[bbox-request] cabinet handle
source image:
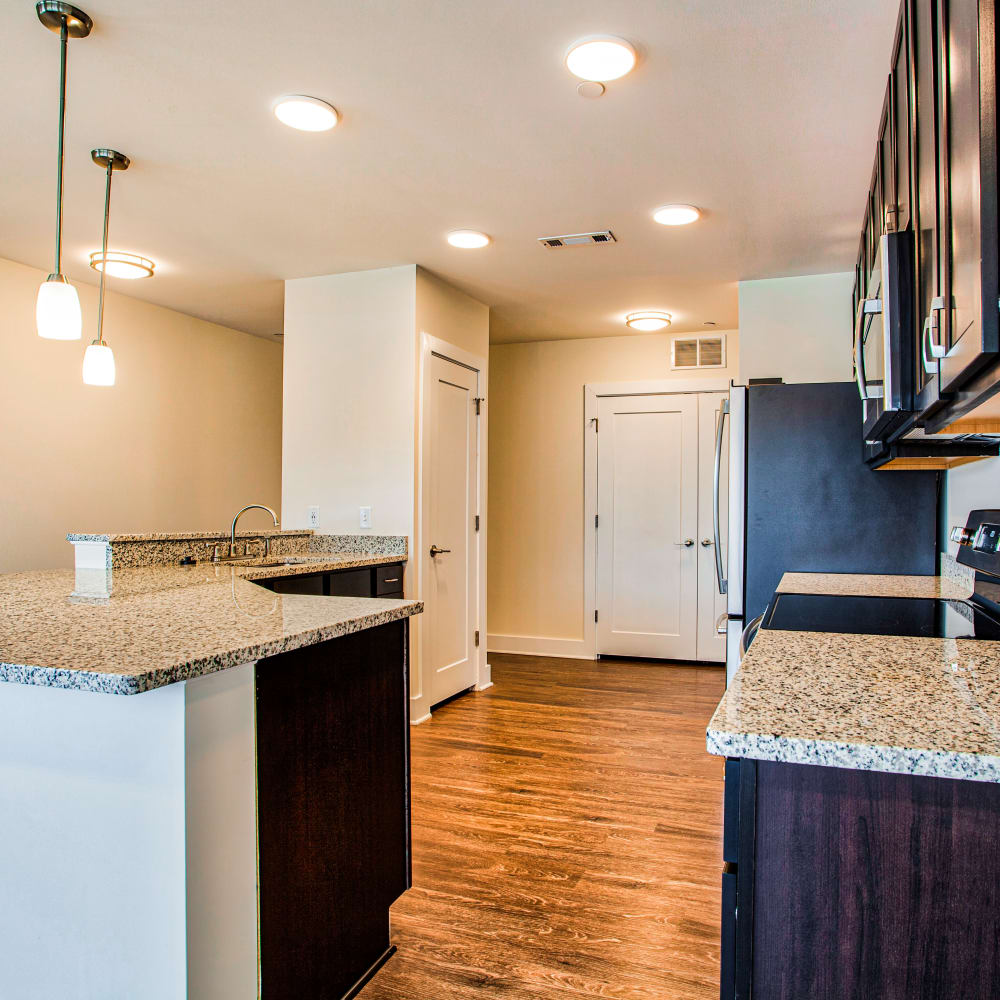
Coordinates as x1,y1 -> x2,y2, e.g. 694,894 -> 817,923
921,296 -> 947,374
674,539 -> 695,547
853,296 -> 883,400
382,577 -> 399,584
701,538 -> 714,547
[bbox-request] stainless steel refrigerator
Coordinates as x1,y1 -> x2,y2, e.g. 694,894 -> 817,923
719,381 -> 939,682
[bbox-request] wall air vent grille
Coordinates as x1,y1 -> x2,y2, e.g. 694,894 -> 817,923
538,230 -> 616,248
671,333 -> 727,370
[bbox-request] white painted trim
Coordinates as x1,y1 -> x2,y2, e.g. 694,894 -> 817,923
586,376 -> 731,398
415,333 -> 489,722
583,378 -> 734,660
486,634 -> 593,660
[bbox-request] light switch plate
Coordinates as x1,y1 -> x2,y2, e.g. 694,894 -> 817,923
307,505 -> 320,528
359,506 -> 372,530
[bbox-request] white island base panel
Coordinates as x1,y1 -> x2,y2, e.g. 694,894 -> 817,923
0,664 -> 258,999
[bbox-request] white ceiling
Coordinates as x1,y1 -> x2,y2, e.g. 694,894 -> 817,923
0,0 -> 898,344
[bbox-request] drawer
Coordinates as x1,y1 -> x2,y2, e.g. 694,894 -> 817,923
267,573 -> 324,596
327,568 -> 373,597
376,563 -> 404,596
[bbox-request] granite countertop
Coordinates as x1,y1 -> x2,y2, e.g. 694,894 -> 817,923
0,561 -> 421,696
707,571 -> 1000,783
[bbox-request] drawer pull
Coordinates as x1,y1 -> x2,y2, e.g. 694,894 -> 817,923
382,577 -> 399,584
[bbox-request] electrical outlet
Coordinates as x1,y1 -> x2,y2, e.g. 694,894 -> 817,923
307,506 -> 320,528
359,506 -> 372,530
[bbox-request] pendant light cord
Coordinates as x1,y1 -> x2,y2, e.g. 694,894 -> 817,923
54,15 -> 68,276
96,159 -> 112,345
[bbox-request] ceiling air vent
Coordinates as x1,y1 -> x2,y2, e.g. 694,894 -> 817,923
671,333 -> 727,370
538,230 -> 616,248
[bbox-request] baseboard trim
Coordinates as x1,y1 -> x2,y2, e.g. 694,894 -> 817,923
410,712 -> 432,726
486,634 -> 594,660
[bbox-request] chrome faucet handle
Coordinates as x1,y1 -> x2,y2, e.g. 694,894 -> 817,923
205,541 -> 220,562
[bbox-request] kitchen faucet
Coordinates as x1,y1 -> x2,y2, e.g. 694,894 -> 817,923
229,504 -> 279,558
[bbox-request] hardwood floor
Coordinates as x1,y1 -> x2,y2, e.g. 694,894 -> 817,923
364,653 -> 727,1000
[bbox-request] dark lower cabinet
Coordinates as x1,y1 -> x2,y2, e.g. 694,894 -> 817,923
255,620 -> 411,1000
721,758 -> 1000,999
257,562 -> 405,599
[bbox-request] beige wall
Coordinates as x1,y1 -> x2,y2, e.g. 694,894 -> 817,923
487,330 -> 738,646
738,272 -> 853,383
0,256 -> 282,573
282,266 -> 418,535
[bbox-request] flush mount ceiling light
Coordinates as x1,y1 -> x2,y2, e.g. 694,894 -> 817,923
89,250 -> 155,279
446,230 -> 491,249
565,36 -> 636,82
625,310 -> 672,331
653,204 -> 701,226
82,149 -> 131,387
35,1 -> 93,340
273,95 -> 339,131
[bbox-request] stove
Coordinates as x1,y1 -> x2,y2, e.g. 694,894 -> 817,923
753,508 -> 1000,644
762,592 -> 1000,640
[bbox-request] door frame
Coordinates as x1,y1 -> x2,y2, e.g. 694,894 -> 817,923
413,333 -> 489,724
583,377 -> 731,659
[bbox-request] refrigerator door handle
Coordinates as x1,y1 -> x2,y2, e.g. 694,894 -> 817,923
713,399 -> 729,595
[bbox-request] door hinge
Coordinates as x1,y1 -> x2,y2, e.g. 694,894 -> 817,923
475,514 -> 480,531
595,514 -> 599,529
474,629 -> 480,647
594,609 -> 599,623
474,397 -> 484,415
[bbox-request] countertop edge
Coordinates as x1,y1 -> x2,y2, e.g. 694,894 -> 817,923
0,600 -> 423,697
705,726 -> 1000,784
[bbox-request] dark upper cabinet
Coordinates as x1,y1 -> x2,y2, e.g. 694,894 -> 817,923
934,0 -> 999,396
854,0 -> 1000,452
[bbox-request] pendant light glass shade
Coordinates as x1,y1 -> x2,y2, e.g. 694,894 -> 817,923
36,276 -> 82,339
82,340 -> 115,385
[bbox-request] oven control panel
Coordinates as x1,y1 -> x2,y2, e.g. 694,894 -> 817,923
952,510 -> 1000,575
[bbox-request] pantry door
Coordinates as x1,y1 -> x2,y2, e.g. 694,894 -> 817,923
596,393 -> 699,659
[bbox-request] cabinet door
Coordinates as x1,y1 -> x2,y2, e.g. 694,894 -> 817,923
911,0 -> 945,412
891,6 -> 913,232
936,0 -> 999,392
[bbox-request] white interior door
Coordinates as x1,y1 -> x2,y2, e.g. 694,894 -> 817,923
596,393 -> 699,659
696,392 -> 729,662
425,354 -> 478,705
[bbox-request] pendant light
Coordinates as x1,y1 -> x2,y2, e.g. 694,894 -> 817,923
83,149 -> 130,387
35,2 -> 92,340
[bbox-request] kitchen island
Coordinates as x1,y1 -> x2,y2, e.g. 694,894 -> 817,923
707,570 -> 1000,1000
0,552 -> 422,1000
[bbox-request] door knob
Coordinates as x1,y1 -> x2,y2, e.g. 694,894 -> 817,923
429,545 -> 451,557
701,538 -> 714,547
674,539 -> 695,547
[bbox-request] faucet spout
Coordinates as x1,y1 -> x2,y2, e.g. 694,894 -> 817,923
229,504 -> 279,558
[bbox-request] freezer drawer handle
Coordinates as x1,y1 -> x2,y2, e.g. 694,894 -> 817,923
713,399 -> 729,595
715,611 -> 729,636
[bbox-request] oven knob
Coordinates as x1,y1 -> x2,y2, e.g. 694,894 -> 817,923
950,526 -> 974,545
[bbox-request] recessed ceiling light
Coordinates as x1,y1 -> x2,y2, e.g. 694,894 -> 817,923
447,230 -> 490,249
273,95 -> 339,132
653,204 -> 701,226
89,250 -> 155,279
565,36 -> 636,82
626,310 -> 672,331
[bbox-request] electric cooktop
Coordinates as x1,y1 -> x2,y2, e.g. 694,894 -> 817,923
762,593 -> 1000,641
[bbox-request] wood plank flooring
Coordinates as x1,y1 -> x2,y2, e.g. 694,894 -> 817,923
364,653 -> 727,1000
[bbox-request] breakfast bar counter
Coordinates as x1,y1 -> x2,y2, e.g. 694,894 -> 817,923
0,545 -> 422,1000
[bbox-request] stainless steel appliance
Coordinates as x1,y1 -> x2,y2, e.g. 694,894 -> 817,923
717,381 -> 939,683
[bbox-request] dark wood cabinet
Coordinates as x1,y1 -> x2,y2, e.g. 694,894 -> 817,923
720,758 -> 1000,999
256,620 -> 411,1000
257,562 -> 405,599
854,0 -> 1000,449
